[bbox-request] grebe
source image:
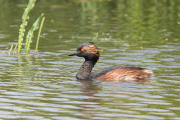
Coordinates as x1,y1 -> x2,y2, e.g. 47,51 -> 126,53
68,42 -> 153,82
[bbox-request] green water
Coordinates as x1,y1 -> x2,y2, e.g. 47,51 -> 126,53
0,0 -> 180,119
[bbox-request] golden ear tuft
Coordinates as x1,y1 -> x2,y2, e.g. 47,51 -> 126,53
88,45 -> 96,48
83,45 -> 99,57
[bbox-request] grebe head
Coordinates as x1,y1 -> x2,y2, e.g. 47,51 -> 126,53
68,42 -> 100,60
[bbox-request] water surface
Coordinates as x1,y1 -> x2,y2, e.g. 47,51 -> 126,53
0,0 -> 180,119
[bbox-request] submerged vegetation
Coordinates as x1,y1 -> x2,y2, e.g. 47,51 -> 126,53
2,0 -> 179,56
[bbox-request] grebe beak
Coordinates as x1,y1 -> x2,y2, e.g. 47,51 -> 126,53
68,52 -> 78,56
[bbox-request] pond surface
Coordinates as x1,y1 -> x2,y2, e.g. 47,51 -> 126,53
0,0 -> 180,119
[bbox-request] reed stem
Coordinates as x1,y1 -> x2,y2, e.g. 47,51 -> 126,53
35,17 -> 45,52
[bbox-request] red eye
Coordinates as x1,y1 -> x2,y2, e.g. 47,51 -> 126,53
81,48 -> 85,51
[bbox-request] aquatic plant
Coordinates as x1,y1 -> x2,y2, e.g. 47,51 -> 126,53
24,13 -> 44,52
92,33 -> 99,41
17,0 -> 45,53
35,17 -> 45,52
8,45 -> 13,56
18,0 -> 36,53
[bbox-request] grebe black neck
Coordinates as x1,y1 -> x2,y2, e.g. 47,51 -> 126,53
68,42 -> 99,80
76,59 -> 97,79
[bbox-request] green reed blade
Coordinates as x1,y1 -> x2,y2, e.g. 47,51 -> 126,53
18,0 -> 36,53
9,45 -> 13,56
35,17 -> 45,52
24,13 -> 44,52
13,43 -> 18,55
92,32 -> 99,41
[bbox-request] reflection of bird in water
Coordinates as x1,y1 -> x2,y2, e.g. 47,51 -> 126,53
77,80 -> 102,119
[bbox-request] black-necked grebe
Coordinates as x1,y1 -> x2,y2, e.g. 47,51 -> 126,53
68,42 -> 153,82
